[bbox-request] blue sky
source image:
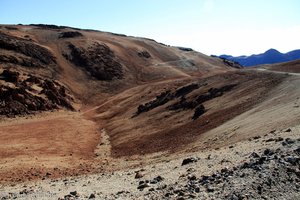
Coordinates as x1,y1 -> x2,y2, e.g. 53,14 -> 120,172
1,0 -> 299,56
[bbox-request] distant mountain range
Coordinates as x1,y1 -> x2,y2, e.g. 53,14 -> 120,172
218,49 -> 300,67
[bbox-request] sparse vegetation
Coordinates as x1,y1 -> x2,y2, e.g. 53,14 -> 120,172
0,25 -> 299,200
59,31 -> 83,38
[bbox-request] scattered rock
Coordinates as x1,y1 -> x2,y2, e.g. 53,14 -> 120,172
135,90 -> 173,115
0,69 -> 20,83
137,182 -> 150,190
251,152 -> 260,158
45,172 -> 51,176
285,156 -> 300,165
65,42 -> 123,81
253,136 -> 261,140
135,83 -> 236,119
219,57 -> 242,68
70,191 -> 78,196
88,193 -> 96,199
30,24 -> 68,29
150,175 -> 164,183
177,47 -> 194,52
192,104 -> 205,120
285,138 -> 295,144
182,157 -> 198,166
275,137 -> 284,142
135,171 -> 144,179
0,32 -> 56,67
59,31 -> 83,38
285,128 -> 292,132
265,138 -> 275,142
282,141 -> 288,146
264,148 -> 274,156
294,147 -> 300,155
206,186 -> 215,193
270,130 -> 276,134
0,72 -> 74,117
137,51 -> 151,59
174,83 -> 199,97
188,175 -> 197,181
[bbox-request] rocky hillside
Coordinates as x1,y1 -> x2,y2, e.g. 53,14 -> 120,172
0,69 -> 74,117
0,24 -> 233,113
1,125 -> 299,200
0,24 -> 300,200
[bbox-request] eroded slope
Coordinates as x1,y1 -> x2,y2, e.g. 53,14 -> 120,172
0,25 -> 299,187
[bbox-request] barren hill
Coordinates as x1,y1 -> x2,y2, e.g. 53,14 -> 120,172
257,58 -> 300,73
0,25 -> 299,199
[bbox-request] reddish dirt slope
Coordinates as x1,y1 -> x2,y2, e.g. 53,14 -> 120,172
0,25 -> 299,184
93,70 -> 287,157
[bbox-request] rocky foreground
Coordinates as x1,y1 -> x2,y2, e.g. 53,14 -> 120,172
0,125 -> 299,200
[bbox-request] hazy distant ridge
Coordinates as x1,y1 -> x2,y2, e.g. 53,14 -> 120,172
219,49 -> 300,67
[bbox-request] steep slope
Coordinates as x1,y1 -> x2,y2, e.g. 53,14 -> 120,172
91,70 -> 287,157
0,24 -> 236,182
0,24 -> 233,105
0,24 -> 299,189
219,48 -> 300,67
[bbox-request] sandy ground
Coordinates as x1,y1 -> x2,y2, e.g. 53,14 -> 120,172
0,123 -> 299,199
0,70 -> 299,184
0,111 -> 101,183
1,25 -> 300,199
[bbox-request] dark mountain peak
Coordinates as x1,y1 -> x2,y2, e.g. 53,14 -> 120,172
265,48 -> 281,54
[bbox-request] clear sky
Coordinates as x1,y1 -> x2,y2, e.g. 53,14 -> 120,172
1,0 -> 299,56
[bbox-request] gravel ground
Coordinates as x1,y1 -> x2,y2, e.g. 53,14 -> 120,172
0,126 -> 299,200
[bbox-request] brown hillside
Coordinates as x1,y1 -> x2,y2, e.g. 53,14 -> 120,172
257,59 -> 300,73
0,25 -> 299,185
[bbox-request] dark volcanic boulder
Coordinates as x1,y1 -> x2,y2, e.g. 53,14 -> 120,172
177,47 -> 193,52
59,31 -> 83,38
174,83 -> 199,97
0,85 -> 49,116
182,157 -> 198,165
30,24 -> 68,29
135,83 -> 237,120
138,51 -> 151,59
168,97 -> 198,110
192,104 -> 205,120
0,72 -> 74,117
136,83 -> 201,116
0,32 -> 56,68
136,90 -> 174,115
1,69 -> 20,83
65,42 -> 123,81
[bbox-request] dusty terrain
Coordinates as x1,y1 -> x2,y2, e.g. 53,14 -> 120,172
1,124 -> 299,199
0,24 -> 299,199
257,59 -> 300,73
